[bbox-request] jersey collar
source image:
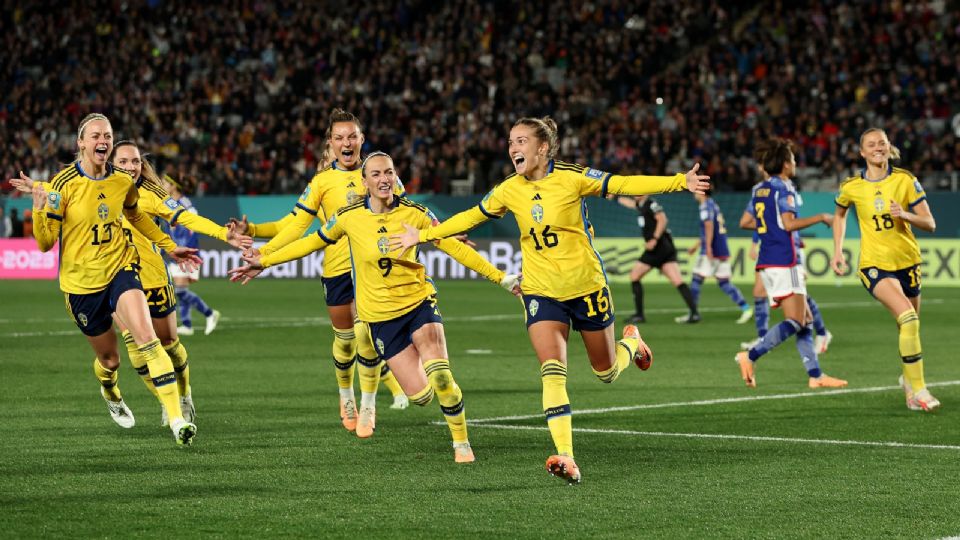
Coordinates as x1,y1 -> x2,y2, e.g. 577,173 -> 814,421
75,161 -> 113,180
363,194 -> 401,211
860,164 -> 892,182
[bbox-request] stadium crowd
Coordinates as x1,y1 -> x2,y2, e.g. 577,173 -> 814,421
1,0 -> 957,197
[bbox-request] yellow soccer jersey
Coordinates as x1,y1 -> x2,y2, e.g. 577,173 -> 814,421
124,177 -> 229,289
260,161 -> 404,278
421,160 -> 686,300
836,166 -> 926,270
262,197 -> 502,322
37,163 -> 141,294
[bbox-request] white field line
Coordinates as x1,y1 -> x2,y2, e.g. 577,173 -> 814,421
468,380 -> 960,424
471,423 -> 960,451
0,298 -> 946,338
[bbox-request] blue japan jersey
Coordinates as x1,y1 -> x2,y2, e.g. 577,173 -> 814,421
698,198 -> 730,258
748,177 -> 797,268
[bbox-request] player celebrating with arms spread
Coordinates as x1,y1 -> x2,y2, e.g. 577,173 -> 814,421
25,113 -> 201,445
391,116 -> 708,484
832,128 -> 939,411
230,152 -> 521,463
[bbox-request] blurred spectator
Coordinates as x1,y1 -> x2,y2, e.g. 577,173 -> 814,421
9,209 -> 23,238
0,206 -> 11,237
22,210 -> 32,239
1,1 -> 956,194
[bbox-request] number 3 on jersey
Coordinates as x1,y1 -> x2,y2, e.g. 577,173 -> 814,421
754,202 -> 767,234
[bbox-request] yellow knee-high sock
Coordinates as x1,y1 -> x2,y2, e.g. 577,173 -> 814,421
541,359 -> 573,457
356,353 -> 381,408
408,383 -> 435,407
93,358 -> 122,402
424,358 -> 468,444
593,339 -> 636,383
897,309 -> 925,391
164,339 -> 191,398
139,338 -> 183,422
123,330 -> 159,401
379,361 -> 405,397
332,326 -> 357,392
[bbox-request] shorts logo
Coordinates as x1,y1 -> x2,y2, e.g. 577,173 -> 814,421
97,203 -> 109,221
164,198 -> 179,210
868,268 -> 878,279
47,191 -> 62,211
377,237 -> 390,255
585,168 -> 605,180
78,313 -> 88,327
375,338 -> 385,355
528,299 -> 539,317
531,204 -> 544,223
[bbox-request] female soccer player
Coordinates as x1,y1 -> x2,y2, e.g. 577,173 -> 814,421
231,109 -> 410,434
737,138 -> 846,389
832,128 -> 939,411
161,174 -> 223,337
682,190 -> 752,324
12,141 -> 252,426
230,152 -> 521,461
610,194 -> 699,323
26,113 -> 201,444
391,116 -> 706,484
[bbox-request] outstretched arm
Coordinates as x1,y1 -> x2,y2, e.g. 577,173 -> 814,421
123,185 -> 201,271
389,206 -> 491,254
30,183 -> 60,252
436,237 -> 521,296
603,163 -> 710,197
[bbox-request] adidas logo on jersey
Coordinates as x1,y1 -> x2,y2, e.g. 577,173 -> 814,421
97,193 -> 106,200
532,193 -> 543,201
377,226 -> 388,233
347,182 -> 357,187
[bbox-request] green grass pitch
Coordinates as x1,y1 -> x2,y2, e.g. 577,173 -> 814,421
2,278 -> 959,538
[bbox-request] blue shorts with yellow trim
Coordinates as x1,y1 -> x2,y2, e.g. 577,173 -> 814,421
859,264 -> 921,298
369,297 -> 443,360
522,286 -> 614,331
321,272 -> 355,306
145,284 -> 177,319
65,266 -> 143,337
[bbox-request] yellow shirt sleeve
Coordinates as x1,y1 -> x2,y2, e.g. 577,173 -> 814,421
174,211 -> 228,242
123,185 -> 177,252
248,212 -> 295,238
595,172 -> 686,198
32,182 -> 60,251
435,237 -> 504,283
261,213 -> 343,268
418,206 -> 491,243
260,208 -> 319,256
835,179 -> 853,208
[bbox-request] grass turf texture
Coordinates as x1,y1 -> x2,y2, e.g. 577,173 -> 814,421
1,278 -> 958,538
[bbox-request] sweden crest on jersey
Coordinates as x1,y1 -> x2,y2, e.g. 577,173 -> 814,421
377,236 -> 389,255
531,204 -> 544,223
97,203 -> 109,221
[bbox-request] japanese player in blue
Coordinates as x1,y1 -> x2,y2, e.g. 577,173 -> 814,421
680,189 -> 752,324
737,138 -> 847,389
832,128 -> 939,411
391,116 -> 710,484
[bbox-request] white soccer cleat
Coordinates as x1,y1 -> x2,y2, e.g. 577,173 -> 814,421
391,394 -> 410,410
901,376 -> 940,412
181,394 -> 196,423
170,417 -> 197,446
736,307 -> 754,324
454,442 -> 476,463
815,330 -> 833,355
177,325 -> 195,336
205,309 -> 221,335
740,337 -> 762,350
101,388 -> 135,429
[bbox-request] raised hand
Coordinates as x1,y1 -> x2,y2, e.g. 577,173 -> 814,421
228,215 -> 251,235
684,163 -> 711,194
820,213 -> 835,227
170,247 -> 203,273
226,221 -> 254,249
32,182 -> 48,210
10,171 -> 36,193
388,223 -> 421,257
228,263 -> 263,284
